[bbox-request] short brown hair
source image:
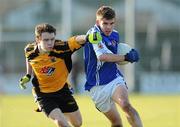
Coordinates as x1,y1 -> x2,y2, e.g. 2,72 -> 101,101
35,23 -> 56,38
96,6 -> 116,20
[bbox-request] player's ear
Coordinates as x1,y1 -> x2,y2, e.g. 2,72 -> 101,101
35,36 -> 40,43
96,20 -> 100,26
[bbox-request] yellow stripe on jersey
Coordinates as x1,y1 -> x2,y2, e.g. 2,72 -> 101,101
68,36 -> 81,52
24,43 -> 37,59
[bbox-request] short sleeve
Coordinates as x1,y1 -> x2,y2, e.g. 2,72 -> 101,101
68,36 -> 82,52
24,43 -> 36,58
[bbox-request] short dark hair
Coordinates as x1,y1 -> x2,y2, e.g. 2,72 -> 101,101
35,23 -> 56,38
96,6 -> 116,20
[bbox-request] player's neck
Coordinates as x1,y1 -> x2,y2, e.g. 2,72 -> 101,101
38,45 -> 50,54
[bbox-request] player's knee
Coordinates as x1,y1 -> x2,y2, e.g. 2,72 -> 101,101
119,100 -> 131,113
54,119 -> 69,127
73,121 -> 82,127
111,121 -> 123,127
108,115 -> 121,125
71,119 -> 82,127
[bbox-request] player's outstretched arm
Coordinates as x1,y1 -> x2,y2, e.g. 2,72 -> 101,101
74,35 -> 87,45
19,74 -> 31,89
87,32 -> 102,44
124,49 -> 140,63
75,32 -> 102,45
19,59 -> 32,89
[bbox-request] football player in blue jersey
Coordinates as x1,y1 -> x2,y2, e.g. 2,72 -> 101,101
84,6 -> 143,127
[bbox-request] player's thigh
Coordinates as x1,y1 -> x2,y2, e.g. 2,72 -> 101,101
112,85 -> 130,106
48,108 -> 67,122
65,109 -> 82,125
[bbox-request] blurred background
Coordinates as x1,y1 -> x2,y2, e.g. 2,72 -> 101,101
0,0 -> 180,94
0,0 -> 180,127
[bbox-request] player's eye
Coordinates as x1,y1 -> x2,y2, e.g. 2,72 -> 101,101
110,22 -> 114,25
43,39 -> 49,41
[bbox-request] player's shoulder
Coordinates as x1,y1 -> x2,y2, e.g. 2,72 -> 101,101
111,30 -> 120,40
24,42 -> 37,59
87,25 -> 100,34
112,30 -> 119,36
54,40 -> 69,51
24,42 -> 36,53
54,40 -> 66,46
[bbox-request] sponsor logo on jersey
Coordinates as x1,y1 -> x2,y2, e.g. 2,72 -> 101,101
111,40 -> 116,46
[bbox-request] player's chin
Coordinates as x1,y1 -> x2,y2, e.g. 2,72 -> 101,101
105,32 -> 112,36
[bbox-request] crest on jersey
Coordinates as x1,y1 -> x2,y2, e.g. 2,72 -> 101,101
40,66 -> 55,76
111,40 -> 116,46
107,40 -> 116,46
98,43 -> 103,49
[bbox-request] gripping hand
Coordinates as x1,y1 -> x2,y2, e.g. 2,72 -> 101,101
19,74 -> 31,89
125,49 -> 139,63
86,32 -> 102,44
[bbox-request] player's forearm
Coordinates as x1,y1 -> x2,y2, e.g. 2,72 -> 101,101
75,35 -> 86,45
26,59 -> 32,75
98,53 -> 125,62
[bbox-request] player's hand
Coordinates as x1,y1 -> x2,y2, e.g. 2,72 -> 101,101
124,49 -> 139,63
86,32 -> 102,44
19,74 -> 31,89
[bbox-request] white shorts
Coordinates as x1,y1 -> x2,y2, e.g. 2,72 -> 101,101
88,76 -> 126,113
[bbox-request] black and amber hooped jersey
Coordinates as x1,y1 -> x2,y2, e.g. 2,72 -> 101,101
24,36 -> 83,93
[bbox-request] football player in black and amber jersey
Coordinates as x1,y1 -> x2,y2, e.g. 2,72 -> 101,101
19,23 -> 86,127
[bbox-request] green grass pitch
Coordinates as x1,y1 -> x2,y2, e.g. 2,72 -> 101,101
0,94 -> 179,127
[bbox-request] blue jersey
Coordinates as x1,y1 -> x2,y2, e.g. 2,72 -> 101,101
84,25 -> 124,91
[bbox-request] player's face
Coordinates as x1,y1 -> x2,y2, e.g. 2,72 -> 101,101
97,18 -> 115,36
38,32 -> 55,52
